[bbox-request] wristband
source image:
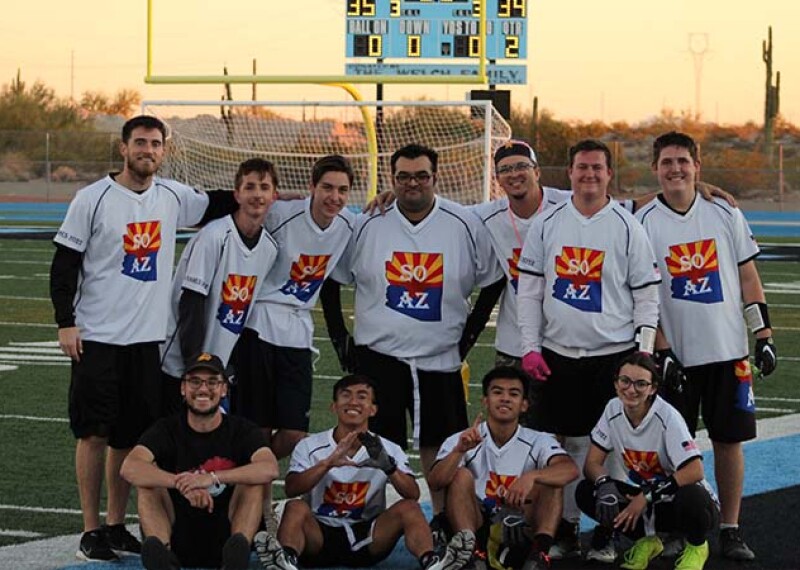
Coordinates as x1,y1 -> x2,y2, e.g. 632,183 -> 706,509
635,325 -> 656,354
209,471 -> 221,488
744,302 -> 771,333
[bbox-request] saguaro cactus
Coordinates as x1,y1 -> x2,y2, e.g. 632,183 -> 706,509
763,26 -> 781,161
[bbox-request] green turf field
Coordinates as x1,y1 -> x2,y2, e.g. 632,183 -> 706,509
0,238 -> 798,548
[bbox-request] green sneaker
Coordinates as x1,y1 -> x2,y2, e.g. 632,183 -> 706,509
620,536 -> 664,570
674,541 -> 709,570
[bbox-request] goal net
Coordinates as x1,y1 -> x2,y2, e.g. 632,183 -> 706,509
142,100 -> 512,207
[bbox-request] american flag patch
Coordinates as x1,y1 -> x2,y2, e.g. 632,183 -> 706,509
682,440 -> 698,452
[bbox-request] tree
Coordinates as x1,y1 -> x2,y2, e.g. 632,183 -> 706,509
0,70 -> 89,131
80,88 -> 142,118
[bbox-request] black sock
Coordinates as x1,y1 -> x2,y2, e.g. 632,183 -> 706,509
531,533 -> 554,554
419,550 -> 437,568
283,546 -> 299,560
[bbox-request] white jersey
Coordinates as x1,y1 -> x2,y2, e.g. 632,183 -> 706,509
246,199 -> 355,349
54,175 -> 208,344
472,187 -> 572,357
518,198 -> 661,353
436,422 -> 567,513
334,196 -> 495,370
288,429 -> 413,527
636,197 -> 759,366
161,215 -> 279,377
591,396 -> 710,490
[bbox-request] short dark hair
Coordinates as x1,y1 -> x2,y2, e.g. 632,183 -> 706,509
568,139 -> 612,169
616,352 -> 661,386
311,155 -> 355,186
234,158 -> 279,190
652,131 -> 699,164
121,115 -> 167,143
332,374 -> 378,404
481,366 -> 531,397
390,144 -> 438,174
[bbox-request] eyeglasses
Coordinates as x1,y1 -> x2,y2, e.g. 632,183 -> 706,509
615,375 -> 653,391
394,172 -> 433,185
185,376 -> 225,389
496,162 -> 536,176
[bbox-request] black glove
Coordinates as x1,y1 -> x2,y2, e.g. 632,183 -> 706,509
754,337 -> 777,377
595,477 -> 625,527
654,348 -> 687,393
358,432 -> 397,475
641,476 -> 679,504
331,333 -> 356,373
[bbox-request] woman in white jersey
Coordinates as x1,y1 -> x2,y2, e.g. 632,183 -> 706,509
576,353 -> 718,570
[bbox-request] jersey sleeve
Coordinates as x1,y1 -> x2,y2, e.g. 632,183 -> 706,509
472,216 -> 500,288
663,406 -> 702,473
54,191 -> 93,253
328,229 -> 356,285
175,183 -> 210,227
532,432 -> 569,469
287,436 -> 315,474
434,431 -> 464,465
180,228 -> 224,296
382,438 -> 414,476
627,219 -> 661,289
137,419 -> 177,470
517,215 -> 545,275
731,207 -> 760,264
234,418 -> 270,464
589,402 -> 615,452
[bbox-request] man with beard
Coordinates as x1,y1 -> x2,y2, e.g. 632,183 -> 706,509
49,115 -> 233,561
122,353 -> 278,570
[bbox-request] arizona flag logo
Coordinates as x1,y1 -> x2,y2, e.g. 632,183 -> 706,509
553,246 -> 604,312
483,471 -> 518,512
734,359 -> 756,413
279,254 -> 331,302
621,449 -> 665,485
385,252 -> 444,321
665,239 -> 723,304
318,481 -> 370,519
217,274 -> 257,334
508,248 -> 521,293
121,221 -> 161,281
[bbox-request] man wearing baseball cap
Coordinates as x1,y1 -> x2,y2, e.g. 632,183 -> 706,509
121,352 -> 278,570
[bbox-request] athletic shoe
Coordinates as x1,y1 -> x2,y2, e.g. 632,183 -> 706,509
441,529 -> 476,570
660,534 -> 686,558
520,550 -> 551,570
103,522 -> 142,555
430,512 -> 451,555
620,536 -> 664,570
586,542 -> 617,564
422,553 -> 445,570
675,541 -> 709,570
76,528 -> 119,562
222,532 -> 251,570
547,520 -> 581,560
719,527 -> 755,561
254,531 -> 298,570
140,536 -> 179,570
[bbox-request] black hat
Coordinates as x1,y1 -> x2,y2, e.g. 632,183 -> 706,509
494,139 -> 538,166
184,353 -> 226,378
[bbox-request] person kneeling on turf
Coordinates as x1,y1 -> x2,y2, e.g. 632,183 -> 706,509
427,366 -> 579,570
256,374 -> 444,570
121,353 -> 279,570
577,353 -> 719,570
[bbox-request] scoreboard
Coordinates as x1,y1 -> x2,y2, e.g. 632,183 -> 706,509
345,0 -> 527,61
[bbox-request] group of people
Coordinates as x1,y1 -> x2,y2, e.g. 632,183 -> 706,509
50,114 -> 777,570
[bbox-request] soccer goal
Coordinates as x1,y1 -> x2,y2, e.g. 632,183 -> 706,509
142,99 -> 512,207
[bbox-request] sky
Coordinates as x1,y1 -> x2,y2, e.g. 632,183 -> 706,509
1,0 -> 798,125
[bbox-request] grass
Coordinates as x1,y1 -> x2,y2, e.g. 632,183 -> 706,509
0,238 -> 798,547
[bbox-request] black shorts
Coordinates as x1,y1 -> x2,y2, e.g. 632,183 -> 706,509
171,492 -> 231,568
229,328 -> 312,431
682,359 -> 757,443
300,520 -> 388,568
160,372 -> 183,417
528,348 -> 633,436
355,346 -> 468,449
68,341 -> 161,448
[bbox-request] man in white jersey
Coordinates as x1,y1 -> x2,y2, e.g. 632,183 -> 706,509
635,131 -> 776,561
327,144 -> 495,513
429,367 -> 578,570
160,158 -> 280,414
231,155 -> 355,460
516,139 -> 662,559
256,375 -> 444,570
49,115 -> 235,561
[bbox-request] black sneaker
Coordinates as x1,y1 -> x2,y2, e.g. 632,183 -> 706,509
76,528 -> 119,562
103,522 -> 142,555
222,532 -> 251,570
720,527 -> 755,561
141,536 -> 180,570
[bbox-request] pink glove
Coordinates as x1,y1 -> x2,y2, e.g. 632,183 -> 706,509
522,351 -> 551,381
